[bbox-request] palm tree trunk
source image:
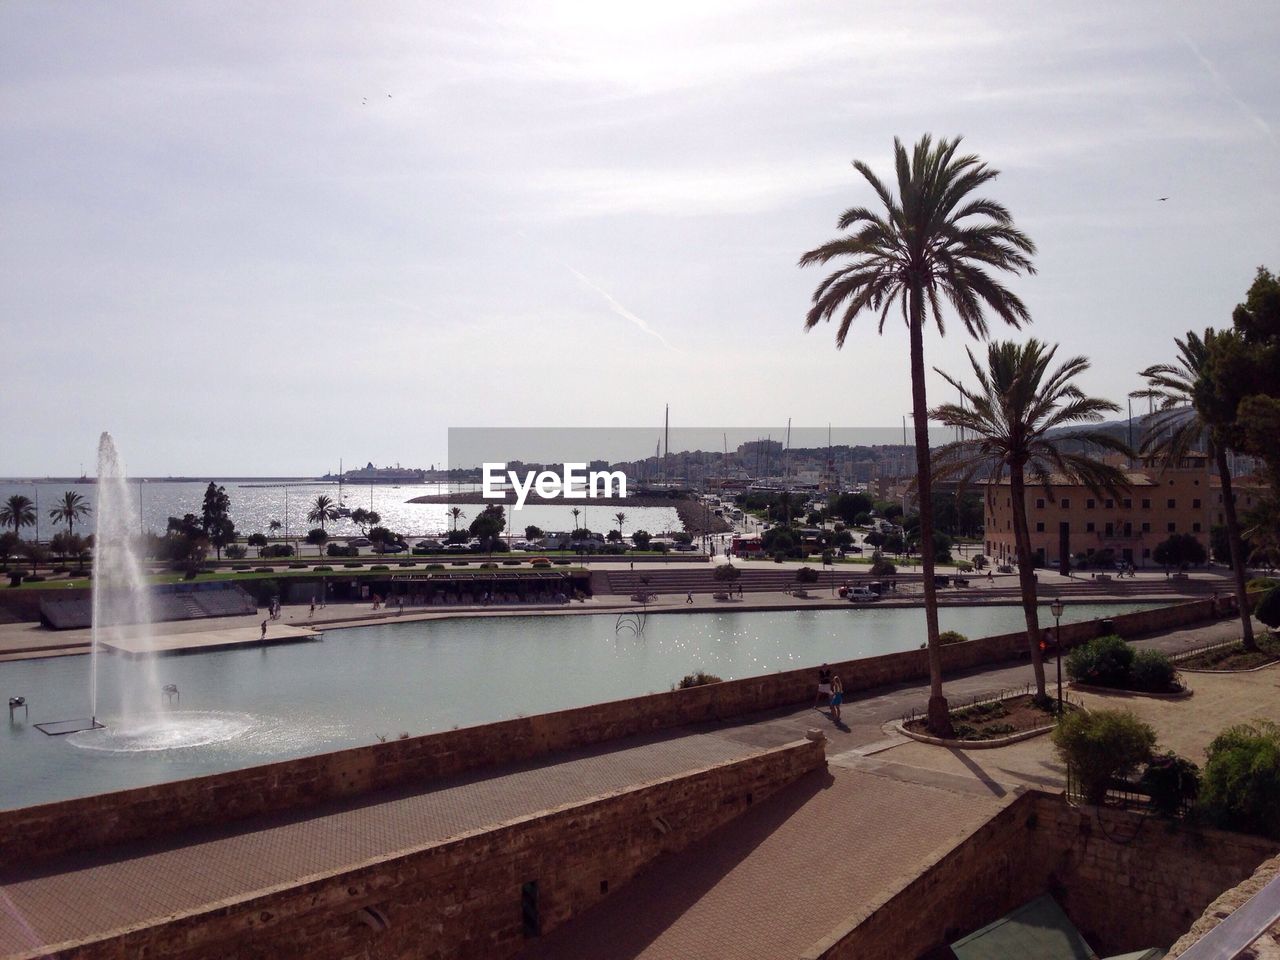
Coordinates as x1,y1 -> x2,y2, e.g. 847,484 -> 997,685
1216,445 -> 1256,651
908,294 -> 953,737
1009,465 -> 1048,698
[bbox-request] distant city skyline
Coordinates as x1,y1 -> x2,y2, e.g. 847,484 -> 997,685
2,0 -> 1277,475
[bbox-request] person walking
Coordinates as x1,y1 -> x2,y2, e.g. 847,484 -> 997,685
686,591 -> 694,604
260,619 -> 267,640
829,674 -> 844,723
814,664 -> 832,708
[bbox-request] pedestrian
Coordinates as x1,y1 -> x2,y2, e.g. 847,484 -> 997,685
309,599 -> 316,618
398,598 -> 404,615
260,619 -> 267,640
829,674 -> 844,722
814,663 -> 832,708
686,591 -> 693,604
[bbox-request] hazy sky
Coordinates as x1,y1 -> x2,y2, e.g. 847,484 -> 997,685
3,1 -> 1277,476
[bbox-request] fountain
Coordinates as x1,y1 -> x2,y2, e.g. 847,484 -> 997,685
49,434 -> 258,752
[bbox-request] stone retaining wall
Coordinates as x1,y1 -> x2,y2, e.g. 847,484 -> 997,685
811,790 -> 1278,959
45,739 -> 826,960
0,596 -> 1250,868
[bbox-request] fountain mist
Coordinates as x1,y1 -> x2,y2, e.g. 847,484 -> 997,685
91,432 -> 153,721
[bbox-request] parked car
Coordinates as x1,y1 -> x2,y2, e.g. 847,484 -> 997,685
996,564 -> 1013,574
415,539 -> 442,550
350,537 -> 371,547
847,587 -> 879,602
381,542 -> 405,553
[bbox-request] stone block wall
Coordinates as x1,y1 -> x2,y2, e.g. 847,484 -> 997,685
0,597 -> 1244,868
51,739 -> 825,960
811,791 -> 1279,960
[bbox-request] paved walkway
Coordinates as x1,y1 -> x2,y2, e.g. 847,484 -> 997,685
0,613 -> 1268,960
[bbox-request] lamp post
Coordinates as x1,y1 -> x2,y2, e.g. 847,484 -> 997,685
1050,597 -> 1065,713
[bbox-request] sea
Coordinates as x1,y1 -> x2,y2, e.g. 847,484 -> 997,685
0,480 -> 682,540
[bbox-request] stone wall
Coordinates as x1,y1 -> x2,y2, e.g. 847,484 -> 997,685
0,596 -> 1246,868
50,739 -> 826,960
810,791 -> 1279,960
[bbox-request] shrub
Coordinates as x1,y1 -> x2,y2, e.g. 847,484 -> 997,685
371,564 -> 390,571
1256,585 -> 1280,631
224,545 -> 248,560
677,670 -> 722,688
503,559 -> 520,566
23,574 -> 46,583
479,562 -> 497,569
1200,721 -> 1280,838
955,561 -> 974,573
869,551 -> 896,576
343,562 -> 363,568
1130,649 -> 1179,692
425,563 -> 445,570
1066,635 -> 1134,687
939,630 -> 968,645
314,565 -> 333,572
554,559 -> 571,566
1052,709 -> 1157,805
327,543 -> 359,558
288,562 -> 307,569
261,544 -> 295,558
232,563 -> 251,571
451,561 -> 468,567
1246,577 -> 1278,593
713,563 -> 741,582
1139,752 -> 1200,817
51,565 -> 70,575
795,566 -> 819,584
254,567 -> 274,573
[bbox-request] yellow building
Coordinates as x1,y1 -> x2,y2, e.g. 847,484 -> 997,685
983,455 -> 1221,569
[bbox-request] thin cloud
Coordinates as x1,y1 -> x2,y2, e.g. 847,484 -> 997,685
1180,33 -> 1277,147
567,266 -> 680,353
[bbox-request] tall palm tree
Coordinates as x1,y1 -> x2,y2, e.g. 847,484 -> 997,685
614,512 -> 627,538
1137,330 -> 1257,650
800,135 -> 1036,735
932,339 -> 1130,700
268,519 -> 282,537
572,507 -> 581,532
49,491 -> 91,538
307,495 -> 339,531
0,495 -> 36,537
449,506 -> 464,531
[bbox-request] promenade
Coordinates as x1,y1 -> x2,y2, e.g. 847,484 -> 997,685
0,613 -> 1267,960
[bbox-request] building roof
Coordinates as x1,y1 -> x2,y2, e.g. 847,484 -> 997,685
989,472 -> 1157,488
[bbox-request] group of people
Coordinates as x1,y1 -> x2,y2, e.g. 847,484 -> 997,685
815,663 -> 845,722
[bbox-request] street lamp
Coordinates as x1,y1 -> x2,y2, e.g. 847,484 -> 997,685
1050,597 -> 1065,713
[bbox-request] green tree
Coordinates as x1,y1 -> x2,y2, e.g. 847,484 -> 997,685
632,529 -> 651,550
800,136 -> 1035,736
306,494 -> 339,531
48,491 -> 91,538
614,512 -> 627,538
1153,533 -> 1207,571
268,519 -> 282,537
350,507 -> 381,535
524,525 -> 544,539
830,492 -> 873,524
0,530 -> 21,569
201,482 -> 231,536
0,495 -> 36,537
306,527 -> 329,557
1138,330 -> 1257,650
932,339 -> 1129,700
449,506 -> 465,531
469,505 -> 506,552
247,532 -> 268,556
368,526 -> 397,555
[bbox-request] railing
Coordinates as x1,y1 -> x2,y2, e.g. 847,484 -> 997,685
1064,765 -> 1195,819
901,684 -> 1081,729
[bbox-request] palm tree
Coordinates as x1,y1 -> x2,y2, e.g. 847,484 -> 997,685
268,519 -> 282,537
572,507 -> 581,532
800,135 -> 1036,735
615,512 -> 627,538
449,507 -> 464,531
1137,330 -> 1257,651
48,491 -> 91,538
307,495 -> 339,531
0,495 -> 36,537
931,339 -> 1130,700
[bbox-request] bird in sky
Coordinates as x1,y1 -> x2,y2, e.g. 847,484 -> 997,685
1157,196 -> 1169,201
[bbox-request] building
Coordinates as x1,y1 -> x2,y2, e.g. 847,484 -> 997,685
983,454 -> 1227,569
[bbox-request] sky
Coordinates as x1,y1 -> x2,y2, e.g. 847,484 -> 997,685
2,0 -> 1278,476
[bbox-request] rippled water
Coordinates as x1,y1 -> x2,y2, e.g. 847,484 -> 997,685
0,480 -> 681,539
1,602 -> 1158,810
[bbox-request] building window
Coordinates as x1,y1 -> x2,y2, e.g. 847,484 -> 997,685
1142,498 -> 1151,509
1141,522 -> 1151,532
1105,522 -> 1114,536
1167,499 -> 1176,509
1086,522 -> 1095,533
1035,522 -> 1045,533
1123,498 -> 1132,509
1036,498 -> 1045,509
1061,498 -> 1070,508
1192,498 -> 1201,509
1142,548 -> 1151,558
1086,498 -> 1096,509
1193,522 -> 1202,533
1104,498 -> 1114,509
1167,522 -> 1176,533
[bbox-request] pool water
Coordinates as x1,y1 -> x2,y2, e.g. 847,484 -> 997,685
0,602 -> 1157,810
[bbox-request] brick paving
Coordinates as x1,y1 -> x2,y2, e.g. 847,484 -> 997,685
521,765 -> 1012,960
0,733 -> 764,958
